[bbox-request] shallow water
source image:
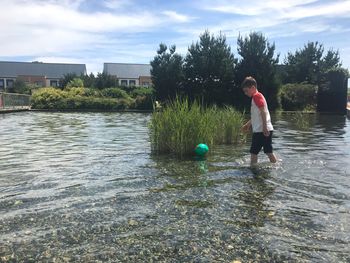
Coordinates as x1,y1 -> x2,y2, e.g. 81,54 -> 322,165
0,112 -> 349,262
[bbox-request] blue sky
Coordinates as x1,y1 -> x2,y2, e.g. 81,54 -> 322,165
0,0 -> 349,74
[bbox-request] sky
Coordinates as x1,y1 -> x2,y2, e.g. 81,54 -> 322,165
0,0 -> 349,75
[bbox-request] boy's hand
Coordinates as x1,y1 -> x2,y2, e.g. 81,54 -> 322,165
263,126 -> 270,137
241,123 -> 251,133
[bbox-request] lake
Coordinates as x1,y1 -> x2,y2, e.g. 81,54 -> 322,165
0,112 -> 349,262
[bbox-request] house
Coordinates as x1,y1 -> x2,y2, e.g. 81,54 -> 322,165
103,63 -> 152,87
0,61 -> 87,91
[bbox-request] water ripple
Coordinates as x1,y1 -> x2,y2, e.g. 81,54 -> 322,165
0,112 -> 349,262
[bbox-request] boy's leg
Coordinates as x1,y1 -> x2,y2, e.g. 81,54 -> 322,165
263,131 -> 277,163
267,153 -> 277,163
250,133 -> 262,165
251,154 -> 258,165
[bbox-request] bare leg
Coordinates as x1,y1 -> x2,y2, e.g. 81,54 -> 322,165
267,153 -> 277,163
251,154 -> 258,166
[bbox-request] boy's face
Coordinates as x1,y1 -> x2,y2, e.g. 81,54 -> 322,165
242,85 -> 256,97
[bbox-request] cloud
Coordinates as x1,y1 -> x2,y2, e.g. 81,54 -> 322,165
0,0 -> 349,71
162,11 -> 194,23
202,0 -> 319,16
0,0 -> 173,58
103,0 -> 133,10
1,1 -> 160,33
187,0 -> 350,40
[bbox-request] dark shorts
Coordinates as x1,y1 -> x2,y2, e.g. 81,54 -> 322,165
250,131 -> 273,155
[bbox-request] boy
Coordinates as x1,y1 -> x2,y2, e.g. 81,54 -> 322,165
241,76 -> 277,165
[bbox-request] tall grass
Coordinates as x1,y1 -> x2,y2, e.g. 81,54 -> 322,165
149,97 -> 246,157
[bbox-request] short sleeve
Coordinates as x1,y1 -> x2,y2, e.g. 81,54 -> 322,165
253,92 -> 265,108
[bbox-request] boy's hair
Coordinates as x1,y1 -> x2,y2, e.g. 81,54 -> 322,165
241,76 -> 257,89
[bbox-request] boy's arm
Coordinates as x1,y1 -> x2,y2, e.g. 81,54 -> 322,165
241,120 -> 251,132
259,107 -> 269,137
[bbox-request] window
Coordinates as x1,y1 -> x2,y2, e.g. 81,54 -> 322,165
120,80 -> 128,86
6,79 -> 14,88
142,82 -> 150,87
129,80 -> 136,86
50,80 -> 58,87
0,79 -> 4,90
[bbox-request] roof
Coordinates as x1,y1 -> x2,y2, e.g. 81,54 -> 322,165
0,61 -> 87,78
103,63 -> 151,79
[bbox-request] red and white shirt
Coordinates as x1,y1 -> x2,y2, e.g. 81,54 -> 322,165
251,91 -> 273,133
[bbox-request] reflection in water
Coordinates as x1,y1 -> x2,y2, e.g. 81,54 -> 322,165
0,112 -> 349,262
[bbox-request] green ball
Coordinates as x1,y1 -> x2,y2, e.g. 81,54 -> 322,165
194,143 -> 209,156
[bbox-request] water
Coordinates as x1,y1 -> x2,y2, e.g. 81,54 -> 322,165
0,112 -> 349,262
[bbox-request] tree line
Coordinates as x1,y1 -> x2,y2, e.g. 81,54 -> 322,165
150,31 -> 348,110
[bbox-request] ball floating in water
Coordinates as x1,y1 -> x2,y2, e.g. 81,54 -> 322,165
194,143 -> 209,156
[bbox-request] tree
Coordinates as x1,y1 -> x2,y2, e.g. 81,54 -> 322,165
150,43 -> 184,101
81,73 -> 96,88
95,72 -> 118,89
235,32 -> 280,110
184,31 -> 237,105
317,68 -> 349,114
61,73 -> 77,89
284,42 -> 342,85
66,77 -> 84,88
12,79 -> 29,94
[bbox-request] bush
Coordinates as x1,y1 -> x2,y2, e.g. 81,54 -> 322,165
31,88 -> 68,109
100,88 -> 130,99
280,83 -> 317,111
66,77 -> 84,89
67,87 -> 85,96
133,95 -> 153,110
82,88 -> 101,97
130,87 -> 155,98
11,79 -> 35,94
30,87 -> 133,110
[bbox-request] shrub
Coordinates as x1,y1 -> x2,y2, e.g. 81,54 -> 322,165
12,79 -> 31,94
280,83 -> 317,111
30,87 -> 133,110
67,87 -> 85,96
133,95 -> 153,110
130,87 -> 155,98
84,88 -> 101,97
31,87 -> 67,109
66,77 -> 84,88
101,88 -> 130,99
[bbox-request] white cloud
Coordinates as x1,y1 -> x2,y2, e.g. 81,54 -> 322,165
103,0 -> 133,10
0,0 -> 171,58
162,11 -> 194,23
199,0 -> 350,32
1,1 -> 160,33
0,0 -> 349,71
182,0 -> 350,42
202,0 -> 319,16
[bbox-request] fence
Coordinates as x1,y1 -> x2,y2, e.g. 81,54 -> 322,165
0,92 -> 31,110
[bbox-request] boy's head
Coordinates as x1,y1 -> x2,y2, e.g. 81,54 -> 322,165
241,76 -> 257,97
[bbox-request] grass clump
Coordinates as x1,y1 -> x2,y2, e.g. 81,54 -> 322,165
149,97 -> 246,157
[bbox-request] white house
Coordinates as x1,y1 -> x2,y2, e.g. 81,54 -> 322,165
103,63 -> 152,87
0,61 -> 87,91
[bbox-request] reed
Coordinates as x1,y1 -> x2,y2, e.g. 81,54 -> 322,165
149,97 -> 246,157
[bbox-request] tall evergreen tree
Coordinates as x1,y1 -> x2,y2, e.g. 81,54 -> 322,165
235,32 -> 280,110
284,42 -> 342,85
150,44 -> 184,101
184,31 -> 237,105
